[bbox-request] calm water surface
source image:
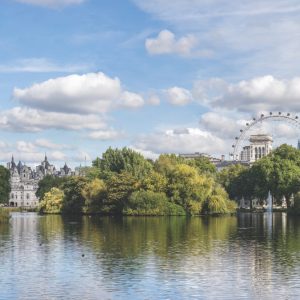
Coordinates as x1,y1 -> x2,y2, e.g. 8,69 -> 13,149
0,212 -> 300,299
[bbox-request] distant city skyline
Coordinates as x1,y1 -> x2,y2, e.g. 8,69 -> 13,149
1,0 -> 300,167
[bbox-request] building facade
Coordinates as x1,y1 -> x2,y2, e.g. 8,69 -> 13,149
7,157 -> 39,208
7,155 -> 75,208
240,134 -> 273,163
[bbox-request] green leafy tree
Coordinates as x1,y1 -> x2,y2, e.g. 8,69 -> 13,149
61,177 -> 88,214
0,166 -> 10,204
81,178 -> 107,213
123,190 -> 186,216
38,187 -> 64,214
93,147 -> 153,179
167,164 -> 214,215
36,175 -> 67,200
187,156 -> 217,175
105,171 -> 139,213
140,170 -> 167,193
154,154 -> 186,176
217,164 -> 248,200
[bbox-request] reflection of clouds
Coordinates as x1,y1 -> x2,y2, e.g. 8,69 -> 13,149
1,213 -> 300,299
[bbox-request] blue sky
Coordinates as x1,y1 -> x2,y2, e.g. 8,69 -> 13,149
1,0 -> 300,167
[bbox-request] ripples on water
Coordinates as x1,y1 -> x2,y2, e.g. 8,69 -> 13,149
0,212 -> 300,299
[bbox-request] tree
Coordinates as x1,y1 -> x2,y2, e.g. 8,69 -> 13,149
93,147 -> 153,179
81,178 -> 107,213
0,166 -> 10,204
187,156 -> 217,175
105,171 -> 139,213
61,177 -> 87,214
36,175 -> 67,200
167,164 -> 214,215
217,164 -> 248,200
38,187 -> 64,214
154,154 -> 186,176
140,170 -> 167,193
123,190 -> 186,216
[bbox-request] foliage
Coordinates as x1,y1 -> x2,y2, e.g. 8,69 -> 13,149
36,175 -> 67,200
93,147 -> 153,179
61,177 -> 88,214
123,190 -> 186,216
140,170 -> 167,193
105,172 -> 139,213
0,166 -> 10,204
39,148 -> 235,216
217,164 -> 248,200
202,186 -> 237,214
187,156 -> 217,175
38,187 -> 64,214
0,208 -> 10,223
154,154 -> 186,176
218,145 -> 300,209
167,164 -> 215,215
81,178 -> 107,213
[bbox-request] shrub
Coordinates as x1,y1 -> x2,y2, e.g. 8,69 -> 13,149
123,190 -> 186,216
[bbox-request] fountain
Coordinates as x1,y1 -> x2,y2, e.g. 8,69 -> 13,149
266,191 -> 273,213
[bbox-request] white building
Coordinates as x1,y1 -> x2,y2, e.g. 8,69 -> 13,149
8,157 -> 39,208
7,155 -> 75,208
240,134 -> 273,163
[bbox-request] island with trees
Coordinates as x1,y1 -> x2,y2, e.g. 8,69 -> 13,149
37,147 -> 236,216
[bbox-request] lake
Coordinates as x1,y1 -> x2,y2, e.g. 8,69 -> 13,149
0,212 -> 300,299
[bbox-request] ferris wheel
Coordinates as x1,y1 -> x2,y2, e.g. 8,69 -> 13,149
230,112 -> 300,160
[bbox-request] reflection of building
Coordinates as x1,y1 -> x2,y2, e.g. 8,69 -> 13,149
240,134 -> 273,163
7,155 -> 75,208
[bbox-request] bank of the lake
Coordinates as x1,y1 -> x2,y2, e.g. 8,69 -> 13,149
1,212 -> 300,299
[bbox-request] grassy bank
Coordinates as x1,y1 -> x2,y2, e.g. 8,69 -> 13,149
0,208 -> 10,224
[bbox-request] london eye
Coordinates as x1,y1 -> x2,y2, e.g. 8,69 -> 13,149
230,112 -> 300,161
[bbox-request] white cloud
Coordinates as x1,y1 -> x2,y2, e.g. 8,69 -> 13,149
129,147 -> 158,160
0,107 -> 106,132
135,1 -> 300,76
166,86 -> 193,106
13,72 -> 145,114
50,151 -> 67,161
35,139 -> 68,150
134,1 -> 300,22
147,95 -> 160,105
0,58 -> 89,73
88,129 -> 124,140
74,150 -> 91,163
193,75 -> 300,113
15,0 -> 85,8
16,141 -> 36,153
120,91 -> 145,108
145,30 -> 198,56
199,112 -> 244,139
133,127 -> 227,155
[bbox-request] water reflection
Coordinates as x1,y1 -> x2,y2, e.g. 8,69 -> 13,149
0,213 -> 300,299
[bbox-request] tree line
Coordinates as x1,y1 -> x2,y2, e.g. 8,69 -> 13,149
38,147 -> 236,215
218,144 -> 300,211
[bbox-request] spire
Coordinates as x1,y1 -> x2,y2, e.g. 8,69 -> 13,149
45,152 -> 48,161
298,139 -> 300,150
11,155 -> 14,163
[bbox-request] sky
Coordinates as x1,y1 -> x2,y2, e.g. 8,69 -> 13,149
1,0 -> 300,168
